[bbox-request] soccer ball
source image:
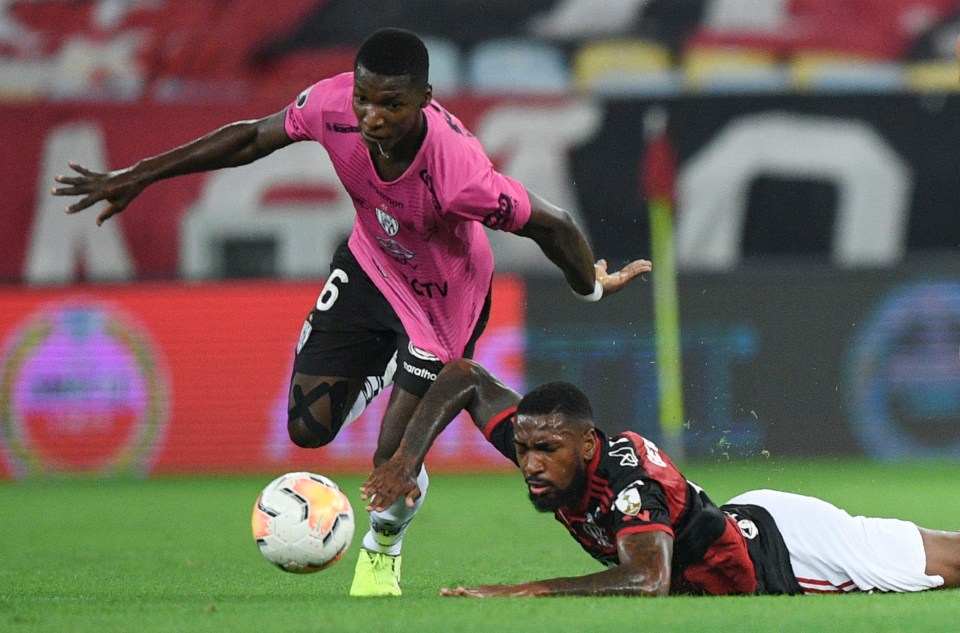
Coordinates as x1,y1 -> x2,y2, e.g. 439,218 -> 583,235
251,472 -> 355,573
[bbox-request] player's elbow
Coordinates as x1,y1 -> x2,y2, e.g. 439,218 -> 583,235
435,359 -> 494,416
441,357 -> 479,375
524,210 -> 578,244
437,358 -> 486,386
624,568 -> 671,597
454,358 -> 495,391
648,575 -> 672,597
615,532 -> 673,596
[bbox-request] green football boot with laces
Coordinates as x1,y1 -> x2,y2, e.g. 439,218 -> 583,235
349,549 -> 402,597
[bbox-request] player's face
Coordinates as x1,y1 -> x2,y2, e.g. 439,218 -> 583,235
514,413 -> 596,513
352,65 -> 431,157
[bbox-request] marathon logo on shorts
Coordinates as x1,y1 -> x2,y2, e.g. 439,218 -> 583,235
402,361 -> 437,382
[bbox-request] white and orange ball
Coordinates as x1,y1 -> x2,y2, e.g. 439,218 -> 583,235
252,472 -> 355,573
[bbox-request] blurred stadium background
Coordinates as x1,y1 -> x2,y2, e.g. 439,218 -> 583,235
2,0 -> 960,479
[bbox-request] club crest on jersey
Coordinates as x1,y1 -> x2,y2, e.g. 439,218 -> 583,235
582,521 -> 613,549
376,207 -> 399,236
736,517 -> 759,540
614,482 -> 644,516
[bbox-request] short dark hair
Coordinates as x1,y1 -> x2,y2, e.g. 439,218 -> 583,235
355,28 -> 429,87
517,381 -> 594,431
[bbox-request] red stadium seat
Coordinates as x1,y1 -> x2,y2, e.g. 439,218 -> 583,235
686,0 -> 959,61
3,0 -> 324,101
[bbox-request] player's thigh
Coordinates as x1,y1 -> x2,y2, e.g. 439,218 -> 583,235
289,264 -> 398,436
290,324 -> 396,437
293,245 -> 400,383
294,319 -> 396,383
731,489 -> 943,593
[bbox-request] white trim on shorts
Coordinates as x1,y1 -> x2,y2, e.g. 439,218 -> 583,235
726,489 -> 944,594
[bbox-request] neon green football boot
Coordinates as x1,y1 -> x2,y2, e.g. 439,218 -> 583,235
349,549 -> 402,597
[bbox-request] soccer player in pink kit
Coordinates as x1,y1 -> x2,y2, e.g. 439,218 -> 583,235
52,28 -> 651,596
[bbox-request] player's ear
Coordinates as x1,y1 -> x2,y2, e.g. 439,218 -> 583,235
582,429 -> 599,462
421,84 -> 432,108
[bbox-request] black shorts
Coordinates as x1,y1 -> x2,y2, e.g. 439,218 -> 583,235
293,242 -> 491,397
719,503 -> 803,595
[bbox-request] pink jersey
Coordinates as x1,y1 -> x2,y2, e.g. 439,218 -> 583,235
284,72 -> 532,362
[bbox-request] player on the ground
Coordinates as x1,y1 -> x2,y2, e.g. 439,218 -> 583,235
51,27 -> 652,597
361,359 -> 960,596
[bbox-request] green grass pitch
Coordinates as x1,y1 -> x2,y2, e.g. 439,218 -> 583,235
2,460 -> 959,633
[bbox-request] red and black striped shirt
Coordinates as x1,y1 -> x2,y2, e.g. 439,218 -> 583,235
483,409 -> 759,595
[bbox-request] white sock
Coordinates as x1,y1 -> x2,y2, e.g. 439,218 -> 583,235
342,353 -> 398,429
361,464 -> 428,556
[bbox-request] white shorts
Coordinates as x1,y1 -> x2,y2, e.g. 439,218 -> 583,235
726,489 -> 944,594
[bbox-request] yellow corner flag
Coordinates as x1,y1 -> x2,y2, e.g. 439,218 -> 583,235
641,107 -> 685,461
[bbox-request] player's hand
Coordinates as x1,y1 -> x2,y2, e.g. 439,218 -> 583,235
51,161 -> 147,225
440,586 -> 485,597
596,257 -> 652,297
359,457 -> 421,512
440,585 -> 521,597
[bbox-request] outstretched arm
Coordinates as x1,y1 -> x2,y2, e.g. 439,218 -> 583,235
441,530 -> 673,597
51,109 -> 293,225
515,189 -> 652,298
360,359 -> 520,511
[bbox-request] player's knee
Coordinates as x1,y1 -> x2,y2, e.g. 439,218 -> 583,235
287,417 -> 334,448
938,531 -> 960,587
920,528 -> 960,587
287,378 -> 352,448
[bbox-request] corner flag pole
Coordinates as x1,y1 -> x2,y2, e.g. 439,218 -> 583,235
641,107 -> 685,462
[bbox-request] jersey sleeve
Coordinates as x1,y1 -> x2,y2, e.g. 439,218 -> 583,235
480,406 -> 519,466
609,478 -> 674,540
284,83 -> 324,142
445,165 -> 532,233
284,73 -> 352,143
